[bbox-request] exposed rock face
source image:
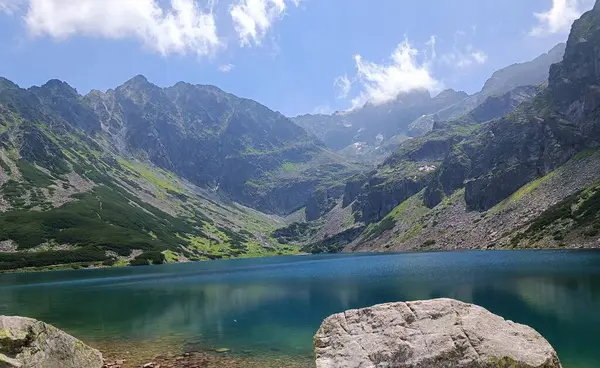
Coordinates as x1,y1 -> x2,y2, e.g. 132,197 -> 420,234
433,43 -> 565,124
314,299 -> 562,368
461,4 -> 600,211
342,84 -> 543,224
1,74 -> 360,217
328,15 -> 595,234
293,89 -> 468,154
306,185 -> 345,221
0,316 -> 103,368
84,77 -> 359,215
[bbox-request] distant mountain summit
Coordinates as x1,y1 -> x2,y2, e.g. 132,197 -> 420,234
481,42 -> 566,97
295,5 -> 600,254
82,77 -> 360,215
0,73 -> 361,270
294,43 -> 566,160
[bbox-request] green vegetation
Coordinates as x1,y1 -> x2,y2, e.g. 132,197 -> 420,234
422,239 -> 436,247
273,222 -> 318,244
279,161 -> 299,174
162,250 -> 180,263
491,171 -> 555,214
130,251 -> 165,266
0,184 -> 201,255
117,158 -> 181,193
511,181 -> 600,246
0,247 -> 107,271
573,148 -> 600,161
396,223 -> 424,243
0,157 -> 12,174
359,192 -> 433,244
511,173 -> 554,201
17,160 -> 54,187
388,197 -> 414,220
303,226 -> 364,254
1,180 -> 27,208
363,217 -> 396,241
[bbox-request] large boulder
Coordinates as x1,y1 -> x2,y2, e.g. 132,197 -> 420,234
314,298 -> 562,368
0,316 -> 103,368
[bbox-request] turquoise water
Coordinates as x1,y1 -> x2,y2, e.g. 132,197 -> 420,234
0,251 -> 599,367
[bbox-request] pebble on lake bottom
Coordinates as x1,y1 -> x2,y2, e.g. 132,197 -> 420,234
103,350 -> 313,368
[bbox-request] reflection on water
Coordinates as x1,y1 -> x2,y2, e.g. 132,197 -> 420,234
0,251 -> 599,367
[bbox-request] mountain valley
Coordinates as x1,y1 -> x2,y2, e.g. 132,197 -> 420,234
1,4 -> 600,272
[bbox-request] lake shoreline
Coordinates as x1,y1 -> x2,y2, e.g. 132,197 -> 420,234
102,351 -> 314,368
1,251 -> 599,367
2,247 -> 599,275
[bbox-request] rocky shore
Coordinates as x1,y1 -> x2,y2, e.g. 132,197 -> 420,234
2,299 -> 562,368
103,352 -> 312,368
315,298 -> 562,368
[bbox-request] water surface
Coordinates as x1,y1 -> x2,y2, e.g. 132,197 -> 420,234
0,251 -> 599,367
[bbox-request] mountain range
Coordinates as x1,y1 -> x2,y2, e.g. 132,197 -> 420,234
1,2 -> 600,271
293,42 -> 566,160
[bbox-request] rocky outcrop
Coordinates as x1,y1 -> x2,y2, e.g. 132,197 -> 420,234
343,82 -> 545,222
462,3 -> 600,211
480,43 -> 565,98
314,299 -> 562,368
1,73 -> 361,216
433,43 -> 565,124
303,226 -> 365,254
293,89 -> 467,153
334,12 -> 597,229
549,0 -> 600,139
84,77 -> 360,215
0,316 -> 103,368
306,185 -> 345,221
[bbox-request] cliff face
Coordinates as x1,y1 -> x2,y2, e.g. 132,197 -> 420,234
293,89 -> 468,155
295,44 -> 565,160
85,77 -> 360,215
463,3 -> 600,211
356,3 -> 600,217
343,85 -> 541,224
297,3 -> 600,254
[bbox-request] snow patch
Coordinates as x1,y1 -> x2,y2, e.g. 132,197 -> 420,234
418,165 -> 437,172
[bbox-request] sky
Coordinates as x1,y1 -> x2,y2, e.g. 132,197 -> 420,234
0,0 -> 595,116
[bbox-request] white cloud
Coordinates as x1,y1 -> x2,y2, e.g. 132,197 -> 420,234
471,50 -> 488,64
333,74 -> 351,99
530,0 -> 588,36
425,35 -> 437,60
313,105 -> 333,115
0,0 -> 23,13
441,46 -> 488,68
219,63 -> 234,72
8,0 -> 221,56
440,32 -> 488,69
348,39 -> 441,109
230,0 -> 299,46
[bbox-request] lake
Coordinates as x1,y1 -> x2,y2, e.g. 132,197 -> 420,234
0,250 -> 599,367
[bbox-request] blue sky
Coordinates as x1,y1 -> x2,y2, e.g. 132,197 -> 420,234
0,0 -> 594,116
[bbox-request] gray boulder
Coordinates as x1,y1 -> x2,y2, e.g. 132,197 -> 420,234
314,298 -> 562,368
0,316 -> 103,368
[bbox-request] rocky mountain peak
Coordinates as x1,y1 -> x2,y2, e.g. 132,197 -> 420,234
480,43 -> 565,99
124,74 -> 150,86
0,77 -> 20,91
32,79 -> 81,103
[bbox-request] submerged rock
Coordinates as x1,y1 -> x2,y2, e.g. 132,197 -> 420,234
0,316 -> 103,368
314,298 -> 562,368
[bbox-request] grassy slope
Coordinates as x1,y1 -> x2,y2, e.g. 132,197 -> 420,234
344,149 -> 600,252
0,120 -> 299,272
